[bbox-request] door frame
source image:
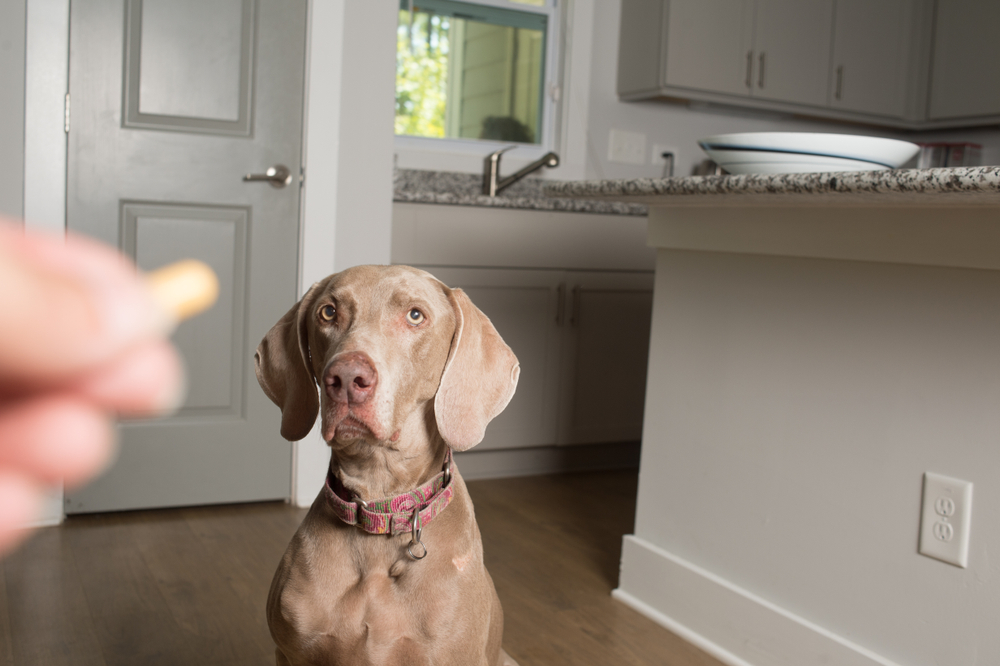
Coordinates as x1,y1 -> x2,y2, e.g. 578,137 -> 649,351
23,0 -> 396,523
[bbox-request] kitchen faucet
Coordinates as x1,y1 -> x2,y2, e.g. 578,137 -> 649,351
482,146 -> 560,197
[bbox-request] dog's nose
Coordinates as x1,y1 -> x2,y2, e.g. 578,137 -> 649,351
325,352 -> 378,405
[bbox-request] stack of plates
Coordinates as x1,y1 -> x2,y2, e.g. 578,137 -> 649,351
698,132 -> 920,175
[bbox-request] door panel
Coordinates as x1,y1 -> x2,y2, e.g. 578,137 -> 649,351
560,272 -> 653,445
829,0 -> 909,118
753,0 -> 834,106
130,0 -> 250,127
663,0 -> 754,96
65,0 -> 306,513
123,203 -> 248,417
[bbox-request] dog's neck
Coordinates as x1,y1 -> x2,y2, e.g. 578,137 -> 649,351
329,414 -> 450,501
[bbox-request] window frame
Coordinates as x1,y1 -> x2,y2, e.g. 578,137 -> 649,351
394,0 -> 562,166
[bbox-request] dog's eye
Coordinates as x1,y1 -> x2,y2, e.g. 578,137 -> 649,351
319,305 -> 336,322
406,308 -> 425,326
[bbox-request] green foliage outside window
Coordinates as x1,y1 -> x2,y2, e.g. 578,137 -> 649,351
395,11 -> 450,138
395,1 -> 547,145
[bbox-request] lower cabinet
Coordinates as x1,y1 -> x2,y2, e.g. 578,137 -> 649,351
425,266 -> 654,450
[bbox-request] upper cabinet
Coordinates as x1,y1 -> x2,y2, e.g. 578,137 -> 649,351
829,0 -> 912,118
619,0 -> 1000,130
751,0 -> 834,106
659,0 -> 833,106
660,0 -> 754,98
927,0 -> 1000,122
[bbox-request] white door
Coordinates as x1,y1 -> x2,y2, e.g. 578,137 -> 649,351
663,0 -> 755,97
65,0 -> 307,513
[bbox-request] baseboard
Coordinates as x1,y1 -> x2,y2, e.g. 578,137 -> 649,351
615,536 -> 901,666
454,441 -> 640,480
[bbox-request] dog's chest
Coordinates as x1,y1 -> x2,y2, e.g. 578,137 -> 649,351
274,536 -> 473,664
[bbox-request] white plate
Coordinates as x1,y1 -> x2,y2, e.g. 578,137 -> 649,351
698,132 -> 919,174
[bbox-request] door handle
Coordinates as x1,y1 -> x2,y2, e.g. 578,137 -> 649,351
243,164 -> 293,188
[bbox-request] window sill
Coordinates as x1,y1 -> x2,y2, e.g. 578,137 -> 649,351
394,135 -> 555,176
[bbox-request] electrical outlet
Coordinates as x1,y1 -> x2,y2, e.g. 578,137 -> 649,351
919,472 -> 973,568
652,144 -> 679,176
608,129 -> 647,165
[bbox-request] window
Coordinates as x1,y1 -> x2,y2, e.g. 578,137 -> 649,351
395,0 -> 556,147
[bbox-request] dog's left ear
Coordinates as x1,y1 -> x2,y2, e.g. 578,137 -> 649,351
254,282 -> 322,441
435,288 -> 520,451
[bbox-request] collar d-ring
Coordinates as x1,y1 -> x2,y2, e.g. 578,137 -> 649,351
407,507 -> 427,560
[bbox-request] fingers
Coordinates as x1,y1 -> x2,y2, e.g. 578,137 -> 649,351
0,472 -> 41,556
0,222 -> 174,385
71,339 -> 186,416
0,394 -> 117,496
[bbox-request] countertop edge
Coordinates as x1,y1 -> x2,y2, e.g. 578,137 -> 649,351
542,167 -> 1000,207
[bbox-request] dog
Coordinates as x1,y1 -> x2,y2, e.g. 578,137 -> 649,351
254,265 -> 521,666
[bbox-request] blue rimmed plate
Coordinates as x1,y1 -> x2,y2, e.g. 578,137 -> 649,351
698,132 -> 920,175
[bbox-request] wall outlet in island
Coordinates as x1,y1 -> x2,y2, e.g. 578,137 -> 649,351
919,472 -> 973,568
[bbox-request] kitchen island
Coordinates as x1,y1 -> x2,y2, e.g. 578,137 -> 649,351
546,167 -> 1000,666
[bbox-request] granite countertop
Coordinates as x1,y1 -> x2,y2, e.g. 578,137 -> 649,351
543,167 -> 1000,207
393,169 -> 648,216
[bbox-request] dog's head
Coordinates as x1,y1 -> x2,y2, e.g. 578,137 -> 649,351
254,265 -> 519,452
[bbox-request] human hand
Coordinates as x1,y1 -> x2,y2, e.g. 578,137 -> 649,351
0,220 -> 188,554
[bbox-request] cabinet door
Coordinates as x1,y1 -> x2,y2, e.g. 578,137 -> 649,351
663,0 -> 755,96
829,0 -> 910,118
559,272 -> 654,446
752,0 -> 834,106
928,0 -> 1000,120
423,267 -> 563,451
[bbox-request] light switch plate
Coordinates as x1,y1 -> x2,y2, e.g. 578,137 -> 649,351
608,128 -> 646,165
919,472 -> 973,568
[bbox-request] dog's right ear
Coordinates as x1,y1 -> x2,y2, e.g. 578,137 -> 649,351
254,284 -> 321,441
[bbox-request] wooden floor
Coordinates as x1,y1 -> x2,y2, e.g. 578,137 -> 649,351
0,470 -> 725,666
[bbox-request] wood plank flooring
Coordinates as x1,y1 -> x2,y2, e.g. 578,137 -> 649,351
0,471 -> 724,666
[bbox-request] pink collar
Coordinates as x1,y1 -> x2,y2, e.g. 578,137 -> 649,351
324,449 -> 454,537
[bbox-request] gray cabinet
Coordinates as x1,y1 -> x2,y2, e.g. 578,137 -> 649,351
927,0 -> 1000,122
618,0 -> 934,128
557,271 -> 654,446
661,0 -> 754,97
829,0 -> 912,118
425,267 -> 654,450
659,0 -> 833,106
751,0 -> 833,106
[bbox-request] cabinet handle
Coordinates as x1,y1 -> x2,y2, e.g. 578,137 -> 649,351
835,65 -> 844,100
758,52 -> 765,88
569,285 -> 581,328
745,50 -> 753,89
555,283 -> 566,326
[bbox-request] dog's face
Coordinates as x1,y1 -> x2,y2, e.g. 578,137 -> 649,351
255,265 -> 519,453
306,265 -> 454,446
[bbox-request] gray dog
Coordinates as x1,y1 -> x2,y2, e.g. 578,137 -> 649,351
255,265 -> 520,666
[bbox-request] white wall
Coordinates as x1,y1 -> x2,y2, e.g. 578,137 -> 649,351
293,0 -> 397,507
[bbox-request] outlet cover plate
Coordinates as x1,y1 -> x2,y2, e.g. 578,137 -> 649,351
919,472 -> 973,568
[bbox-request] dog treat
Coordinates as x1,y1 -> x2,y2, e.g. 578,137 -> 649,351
146,260 -> 219,322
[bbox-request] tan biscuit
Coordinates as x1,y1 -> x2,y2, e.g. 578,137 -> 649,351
146,260 -> 219,322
